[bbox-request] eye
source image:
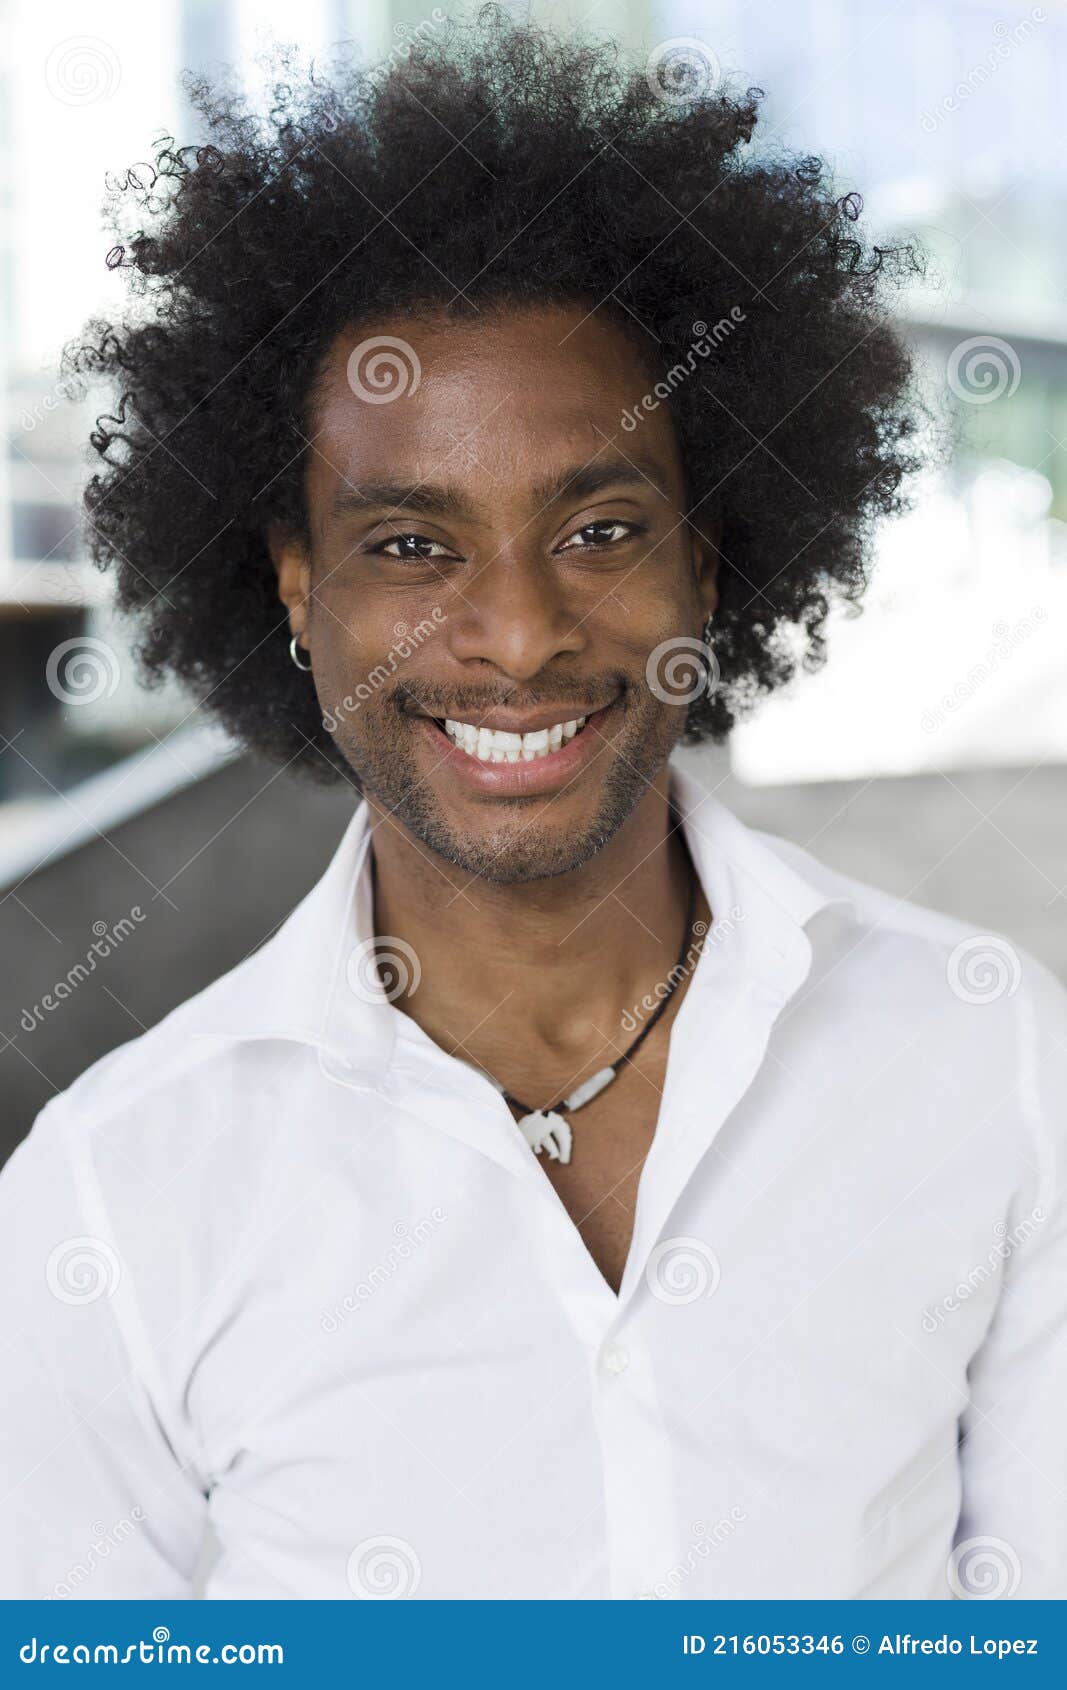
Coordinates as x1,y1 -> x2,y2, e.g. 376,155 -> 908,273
557,519 -> 641,552
369,533 -> 459,561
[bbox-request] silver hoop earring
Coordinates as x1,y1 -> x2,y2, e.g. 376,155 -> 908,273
289,634 -> 313,673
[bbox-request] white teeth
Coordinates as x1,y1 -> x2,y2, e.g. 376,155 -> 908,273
442,715 -> 587,763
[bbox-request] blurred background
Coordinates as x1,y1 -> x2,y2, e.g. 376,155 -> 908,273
1,0 -> 1065,1154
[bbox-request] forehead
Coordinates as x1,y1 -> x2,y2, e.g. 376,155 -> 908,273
306,303 -> 683,509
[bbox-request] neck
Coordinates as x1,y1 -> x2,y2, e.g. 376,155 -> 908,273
366,770 -> 699,1079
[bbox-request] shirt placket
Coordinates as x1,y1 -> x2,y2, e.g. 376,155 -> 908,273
588,930 -> 816,1600
354,910 -> 816,1600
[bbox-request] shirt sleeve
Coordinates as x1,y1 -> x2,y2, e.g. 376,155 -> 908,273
0,1097 -> 208,1599
953,961 -> 1067,1600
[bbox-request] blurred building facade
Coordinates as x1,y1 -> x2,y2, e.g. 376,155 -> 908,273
1,0 -> 1064,1152
3,0 -> 1065,803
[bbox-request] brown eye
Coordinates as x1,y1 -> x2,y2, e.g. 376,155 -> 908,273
373,534 -> 457,561
558,520 -> 638,551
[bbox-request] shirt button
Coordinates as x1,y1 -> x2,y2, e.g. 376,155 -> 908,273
601,1342 -> 630,1375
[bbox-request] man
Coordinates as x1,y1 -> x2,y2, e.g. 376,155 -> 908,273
2,15 -> 1064,1601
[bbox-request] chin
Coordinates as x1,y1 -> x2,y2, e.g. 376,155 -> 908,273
438,765 -> 639,878
431,816 -> 611,885
479,847 -> 608,886
353,723 -> 670,884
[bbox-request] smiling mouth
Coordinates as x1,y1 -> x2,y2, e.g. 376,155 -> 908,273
436,714 -> 589,764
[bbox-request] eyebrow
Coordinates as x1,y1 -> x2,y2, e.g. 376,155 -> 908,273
327,454 -> 672,524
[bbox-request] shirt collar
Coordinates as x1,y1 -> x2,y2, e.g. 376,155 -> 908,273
190,798 -> 386,1068
193,758 -> 852,1068
669,762 -> 852,1007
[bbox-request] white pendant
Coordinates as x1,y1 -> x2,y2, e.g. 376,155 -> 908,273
518,1109 -> 573,1165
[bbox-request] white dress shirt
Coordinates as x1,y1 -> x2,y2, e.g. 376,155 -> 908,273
2,763 -> 1065,1601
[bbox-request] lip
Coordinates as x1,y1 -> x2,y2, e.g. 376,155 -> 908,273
414,701 -> 619,797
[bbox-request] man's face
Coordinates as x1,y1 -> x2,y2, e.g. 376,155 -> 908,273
276,303 -> 717,883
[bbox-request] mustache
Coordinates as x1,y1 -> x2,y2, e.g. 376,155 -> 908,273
392,677 -> 629,718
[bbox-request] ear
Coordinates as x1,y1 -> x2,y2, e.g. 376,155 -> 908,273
688,513 -> 721,622
267,524 -> 313,653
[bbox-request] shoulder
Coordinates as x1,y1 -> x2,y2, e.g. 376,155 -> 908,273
4,801 -> 372,1217
47,951 -> 283,1127
755,823 -> 1067,1180
2,957 -> 315,1226
758,821 -> 1061,991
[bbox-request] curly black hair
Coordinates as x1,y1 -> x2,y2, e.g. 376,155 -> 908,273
69,4 -> 923,780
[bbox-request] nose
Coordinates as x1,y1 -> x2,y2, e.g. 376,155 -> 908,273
444,550 -> 588,680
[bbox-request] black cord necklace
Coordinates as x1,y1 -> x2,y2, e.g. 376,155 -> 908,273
493,866 -> 700,1165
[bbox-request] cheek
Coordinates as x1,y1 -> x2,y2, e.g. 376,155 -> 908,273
313,568 -> 451,650
308,581 -> 394,691
306,595 -> 386,733
308,588 -> 450,737
606,567 -> 705,655
602,569 -> 708,720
